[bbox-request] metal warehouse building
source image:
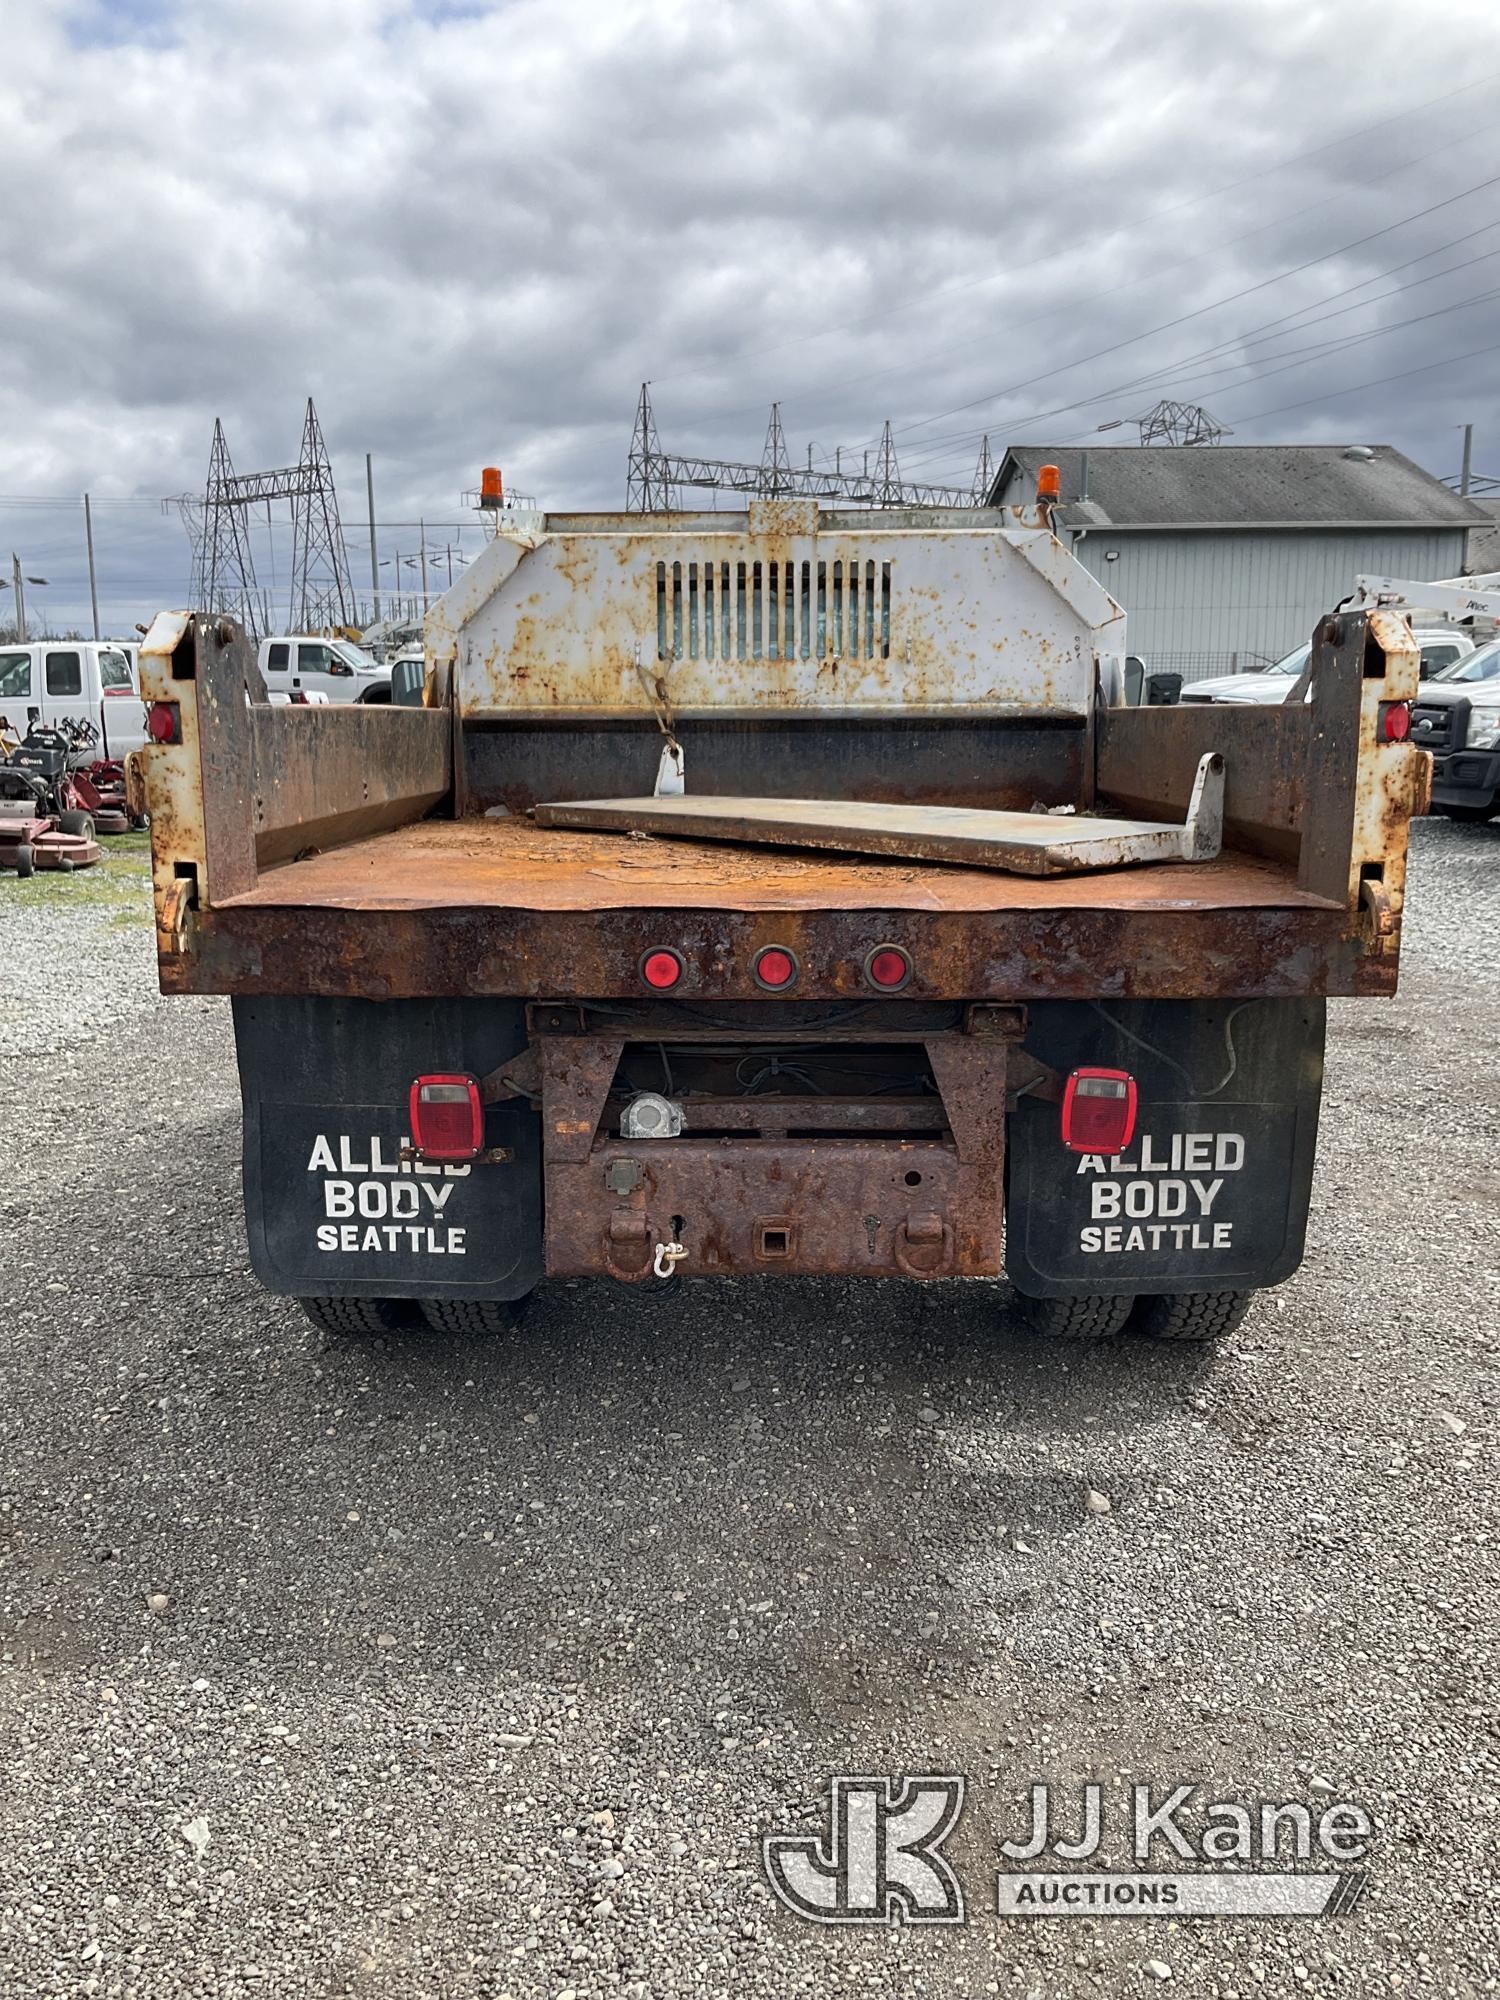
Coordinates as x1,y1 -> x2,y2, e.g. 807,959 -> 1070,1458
988,444 -> 1489,682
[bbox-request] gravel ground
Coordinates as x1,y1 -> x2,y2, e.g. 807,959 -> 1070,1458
0,816 -> 1496,2000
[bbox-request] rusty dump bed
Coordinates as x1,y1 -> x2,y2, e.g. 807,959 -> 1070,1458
134,500 -> 1427,1007
196,814 -> 1363,1001
225,815 -> 1323,916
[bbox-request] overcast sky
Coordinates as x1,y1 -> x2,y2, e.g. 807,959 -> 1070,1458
3,0 -> 1499,635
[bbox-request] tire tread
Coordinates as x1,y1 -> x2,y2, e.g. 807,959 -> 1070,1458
301,1296 -> 412,1336
421,1298 -> 514,1335
1133,1290 -> 1252,1342
1019,1292 -> 1133,1340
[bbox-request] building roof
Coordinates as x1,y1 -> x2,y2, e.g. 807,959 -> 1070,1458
990,443 -> 1488,531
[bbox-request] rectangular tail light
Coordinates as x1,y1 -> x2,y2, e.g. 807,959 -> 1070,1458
409,1074 -> 484,1161
1061,1068 -> 1137,1155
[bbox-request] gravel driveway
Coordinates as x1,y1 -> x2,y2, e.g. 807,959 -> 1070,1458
0,819 -> 1495,1999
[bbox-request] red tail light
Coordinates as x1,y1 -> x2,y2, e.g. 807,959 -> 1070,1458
1378,701 -> 1411,744
147,701 -> 179,743
753,945 -> 798,990
863,944 -> 912,991
1061,1068 -> 1138,1155
409,1074 -> 484,1161
640,948 -> 684,990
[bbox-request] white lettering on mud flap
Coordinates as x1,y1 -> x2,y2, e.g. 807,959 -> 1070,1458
305,1132 -> 471,1258
1075,1130 -> 1245,1256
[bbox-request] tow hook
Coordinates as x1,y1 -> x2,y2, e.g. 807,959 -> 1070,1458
653,1238 -> 687,1279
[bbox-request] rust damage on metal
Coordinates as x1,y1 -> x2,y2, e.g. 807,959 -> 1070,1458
537,1020 -> 1016,1282
159,899 -> 1384,1002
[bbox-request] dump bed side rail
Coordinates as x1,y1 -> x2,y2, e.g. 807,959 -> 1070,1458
136,611 -> 451,959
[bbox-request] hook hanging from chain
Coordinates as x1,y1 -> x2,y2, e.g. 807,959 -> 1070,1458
635,640 -> 685,795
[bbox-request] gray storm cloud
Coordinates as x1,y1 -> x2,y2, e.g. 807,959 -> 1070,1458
3,0 -> 1498,631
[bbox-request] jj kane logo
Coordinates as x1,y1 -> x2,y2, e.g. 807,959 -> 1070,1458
762,1776 -> 1373,1927
762,1775 -> 966,1926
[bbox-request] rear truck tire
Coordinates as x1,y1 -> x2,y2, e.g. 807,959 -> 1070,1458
1131,1290 -> 1253,1343
420,1298 -> 514,1336
14,844 -> 34,879
1018,1292 -> 1134,1340
58,809 -> 95,841
300,1296 -> 415,1336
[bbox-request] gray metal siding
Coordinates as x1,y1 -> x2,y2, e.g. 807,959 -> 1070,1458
1069,528 -> 1467,679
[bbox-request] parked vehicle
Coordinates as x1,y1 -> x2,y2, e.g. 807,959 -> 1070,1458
137,491 -> 1426,1350
1410,640 -> 1500,822
1182,629 -> 1474,704
256,636 -> 392,705
0,640 -> 148,757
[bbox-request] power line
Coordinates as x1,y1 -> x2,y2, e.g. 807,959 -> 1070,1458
651,65 -> 1500,400
883,164 -> 1500,454
804,128 -> 1500,470
900,271 -> 1500,475
1213,337 -> 1500,430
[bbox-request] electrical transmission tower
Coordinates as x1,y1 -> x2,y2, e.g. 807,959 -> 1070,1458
1137,400 -> 1230,447
970,435 -> 995,503
197,421 -> 263,635
627,383 -> 671,511
194,399 -> 355,637
872,421 -> 903,506
625,386 -> 973,511
289,399 -> 355,629
760,403 -> 792,496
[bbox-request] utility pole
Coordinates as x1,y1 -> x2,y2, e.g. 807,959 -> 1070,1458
366,453 -> 380,621
419,521 -> 429,609
12,554 -> 25,644
1460,423 -> 1474,496
84,494 -> 101,639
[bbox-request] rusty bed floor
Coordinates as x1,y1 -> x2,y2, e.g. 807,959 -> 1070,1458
224,815 -> 1336,916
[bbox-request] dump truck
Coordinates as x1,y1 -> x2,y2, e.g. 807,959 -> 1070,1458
136,490 -> 1427,1344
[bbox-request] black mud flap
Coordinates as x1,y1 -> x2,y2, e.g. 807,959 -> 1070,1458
233,996 -> 543,1302
1006,998 -> 1324,1299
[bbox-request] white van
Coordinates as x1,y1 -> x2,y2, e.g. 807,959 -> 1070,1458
257,636 -> 392,705
0,640 -> 148,758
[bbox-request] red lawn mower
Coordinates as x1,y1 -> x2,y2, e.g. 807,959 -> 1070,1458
0,722 -> 104,876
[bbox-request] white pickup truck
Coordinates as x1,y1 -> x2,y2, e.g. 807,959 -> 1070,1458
256,636 -> 392,704
0,640 -> 148,757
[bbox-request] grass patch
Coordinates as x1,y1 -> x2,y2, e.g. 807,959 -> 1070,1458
2,837 -> 153,912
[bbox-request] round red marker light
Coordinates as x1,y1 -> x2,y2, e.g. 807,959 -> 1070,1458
640,948 -> 684,990
1379,700 -> 1411,744
753,946 -> 798,990
864,945 -> 912,991
147,701 -> 179,744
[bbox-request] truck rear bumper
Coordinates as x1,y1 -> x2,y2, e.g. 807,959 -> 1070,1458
537,1018 -> 1012,1281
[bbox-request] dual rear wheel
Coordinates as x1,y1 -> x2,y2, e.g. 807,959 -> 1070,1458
1019,1289 -> 1253,1343
300,1296 -> 515,1337
301,1288 -> 1249,1346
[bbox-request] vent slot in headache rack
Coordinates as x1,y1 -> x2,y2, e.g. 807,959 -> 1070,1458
657,558 -> 892,663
